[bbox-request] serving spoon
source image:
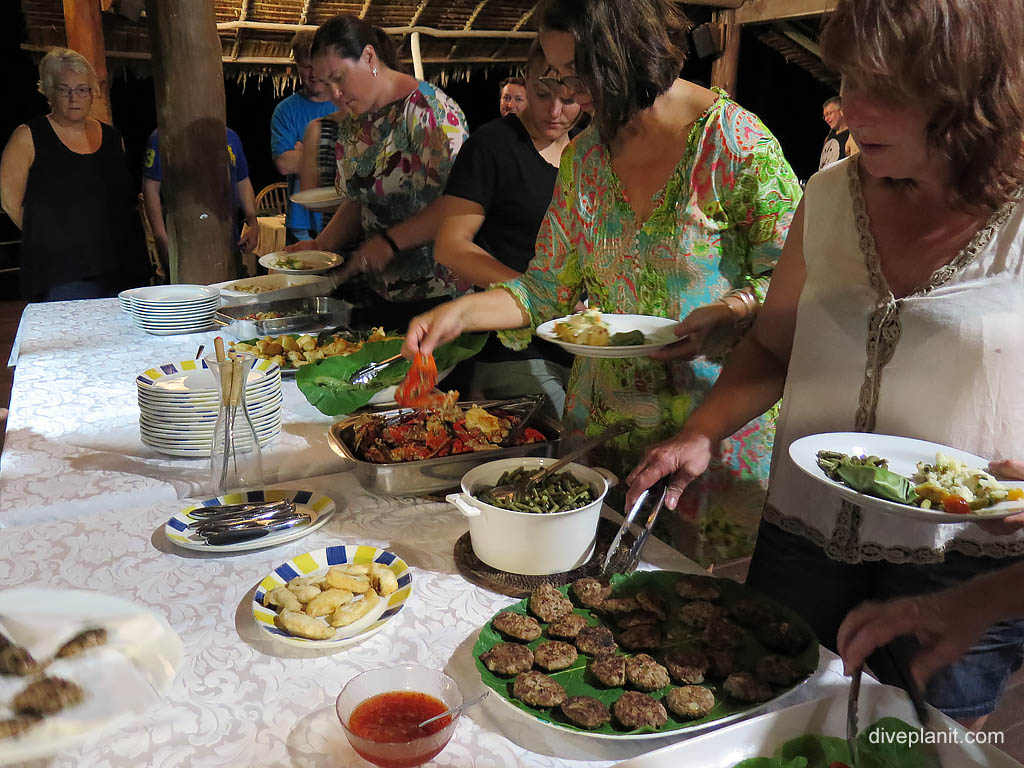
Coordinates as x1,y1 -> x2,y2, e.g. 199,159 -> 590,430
418,690 -> 489,729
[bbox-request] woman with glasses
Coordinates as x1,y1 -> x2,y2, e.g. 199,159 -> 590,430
0,48 -> 147,300
404,0 -> 800,564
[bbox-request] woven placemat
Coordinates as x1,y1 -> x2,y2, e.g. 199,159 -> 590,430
453,517 -> 637,598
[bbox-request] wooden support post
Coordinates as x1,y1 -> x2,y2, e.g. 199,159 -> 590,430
62,0 -> 112,123
711,9 -> 741,95
146,0 -> 234,285
410,31 -> 425,79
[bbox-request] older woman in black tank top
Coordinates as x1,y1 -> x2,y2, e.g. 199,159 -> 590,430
0,48 -> 146,301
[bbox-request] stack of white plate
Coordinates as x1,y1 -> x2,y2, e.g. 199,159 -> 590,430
136,358 -> 283,457
126,285 -> 221,335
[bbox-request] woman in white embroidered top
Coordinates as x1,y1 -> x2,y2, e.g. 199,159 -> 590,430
627,0 -> 1024,726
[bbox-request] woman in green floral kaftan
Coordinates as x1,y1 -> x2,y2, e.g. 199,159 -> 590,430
404,0 -> 800,564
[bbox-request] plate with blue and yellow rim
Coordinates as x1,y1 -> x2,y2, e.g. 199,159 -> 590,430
253,545 -> 412,648
164,488 -> 336,553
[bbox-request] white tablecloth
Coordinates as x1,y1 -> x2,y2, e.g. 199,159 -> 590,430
1,299 -> 345,527
0,470 -> 849,767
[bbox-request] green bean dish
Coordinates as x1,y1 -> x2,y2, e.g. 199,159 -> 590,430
476,468 -> 596,514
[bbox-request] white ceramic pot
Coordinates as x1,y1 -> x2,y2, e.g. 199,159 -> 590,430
447,457 -> 617,576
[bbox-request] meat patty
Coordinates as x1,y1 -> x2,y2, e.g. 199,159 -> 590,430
702,617 -> 748,649
703,646 -> 740,679
674,575 -> 721,601
547,613 -> 589,640
12,677 -> 84,716
678,600 -> 720,629
529,583 -> 575,623
492,611 -> 542,642
560,696 -> 612,729
619,624 -> 663,651
571,577 -> 612,609
665,685 -> 716,720
758,620 -> 811,655
755,654 -> 808,687
0,714 -> 41,741
575,625 -> 618,655
616,610 -> 660,628
0,645 -> 42,676
599,596 -> 641,615
55,628 -> 107,659
625,653 -> 671,691
662,646 -> 709,685
534,640 -> 579,672
728,599 -> 778,629
513,670 -> 567,708
635,591 -> 668,620
723,671 -> 773,703
613,691 -> 668,730
480,642 -> 535,675
589,654 -> 627,687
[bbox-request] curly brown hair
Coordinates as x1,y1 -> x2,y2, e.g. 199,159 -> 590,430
535,0 -> 690,144
821,0 -> 1024,211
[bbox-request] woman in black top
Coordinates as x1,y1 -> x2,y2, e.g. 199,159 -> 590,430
0,48 -> 146,301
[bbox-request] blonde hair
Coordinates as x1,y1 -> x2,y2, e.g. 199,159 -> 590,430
38,48 -> 97,102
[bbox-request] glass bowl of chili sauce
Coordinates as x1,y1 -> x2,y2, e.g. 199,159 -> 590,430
336,665 -> 463,768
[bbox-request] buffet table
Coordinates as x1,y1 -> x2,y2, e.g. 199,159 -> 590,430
0,469 -> 853,767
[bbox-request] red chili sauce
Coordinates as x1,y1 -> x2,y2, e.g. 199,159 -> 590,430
350,691 -> 451,742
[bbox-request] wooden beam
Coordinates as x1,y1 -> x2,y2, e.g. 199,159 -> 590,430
687,0 -> 747,5
146,0 -> 234,284
62,0 -> 112,123
736,0 -> 835,24
410,32 -> 425,79
711,9 -> 741,94
216,21 -> 537,38
776,21 -> 821,57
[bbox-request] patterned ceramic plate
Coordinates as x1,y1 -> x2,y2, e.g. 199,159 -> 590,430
536,314 -> 680,358
259,250 -> 342,275
253,545 -> 412,648
165,489 -> 335,553
136,357 -> 280,394
290,187 -> 345,211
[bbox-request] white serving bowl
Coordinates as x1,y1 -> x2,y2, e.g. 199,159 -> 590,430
447,457 -> 616,576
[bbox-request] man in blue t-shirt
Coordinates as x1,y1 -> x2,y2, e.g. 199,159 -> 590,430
141,127 -> 258,275
271,32 -> 335,244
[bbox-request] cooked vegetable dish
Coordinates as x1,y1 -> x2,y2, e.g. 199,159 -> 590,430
553,308 -> 646,347
475,468 -> 596,514
232,327 -> 392,369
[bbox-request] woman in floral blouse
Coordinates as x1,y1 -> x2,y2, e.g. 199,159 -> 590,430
404,0 -> 801,563
293,16 -> 469,323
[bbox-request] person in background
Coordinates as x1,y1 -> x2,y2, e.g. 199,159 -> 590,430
0,47 -> 148,300
435,41 -> 580,418
142,127 -> 259,276
819,95 -> 858,170
404,0 -> 800,565
272,31 -> 335,243
627,0 -> 1024,727
498,76 -> 527,117
290,15 -> 469,328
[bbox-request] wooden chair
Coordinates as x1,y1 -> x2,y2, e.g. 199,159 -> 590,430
136,193 -> 166,283
255,182 -> 288,217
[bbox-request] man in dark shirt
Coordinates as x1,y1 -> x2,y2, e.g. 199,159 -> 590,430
435,41 -> 582,417
819,96 -> 859,170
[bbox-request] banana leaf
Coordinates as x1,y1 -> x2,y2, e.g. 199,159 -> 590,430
835,464 -> 918,505
295,333 -> 487,415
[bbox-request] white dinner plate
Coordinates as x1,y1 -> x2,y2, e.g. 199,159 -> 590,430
164,489 -> 337,553
259,250 -> 341,275
536,314 -> 681,358
127,284 -> 220,304
137,380 -> 280,405
252,545 -> 412,649
290,187 -> 345,211
0,589 -> 183,766
138,400 -> 283,426
789,432 -> 1024,523
142,430 -> 279,457
139,419 -> 282,443
136,358 -> 280,394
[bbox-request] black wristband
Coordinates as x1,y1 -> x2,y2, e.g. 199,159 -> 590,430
378,230 -> 400,256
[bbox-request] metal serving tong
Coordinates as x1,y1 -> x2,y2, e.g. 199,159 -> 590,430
187,499 -> 295,523
349,354 -> 403,386
847,664 -> 863,768
601,482 -> 668,576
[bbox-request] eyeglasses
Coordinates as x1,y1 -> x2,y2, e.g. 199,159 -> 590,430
55,84 -> 92,99
538,75 -> 588,100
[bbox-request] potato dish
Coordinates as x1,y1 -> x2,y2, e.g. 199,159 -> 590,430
231,327 -> 391,369
554,308 -> 646,346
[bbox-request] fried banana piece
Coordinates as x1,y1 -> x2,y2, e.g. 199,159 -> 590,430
305,588 -> 354,617
330,564 -> 370,576
287,584 -> 322,604
370,563 -> 399,597
326,567 -> 371,593
288,573 -> 327,589
56,628 -> 108,659
0,714 -> 41,741
329,589 -> 380,628
0,645 -> 44,676
263,586 -> 302,612
277,609 -> 336,640
13,676 -> 85,715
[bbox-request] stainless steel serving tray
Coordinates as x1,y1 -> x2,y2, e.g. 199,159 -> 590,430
214,296 -> 353,339
327,400 -> 562,496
